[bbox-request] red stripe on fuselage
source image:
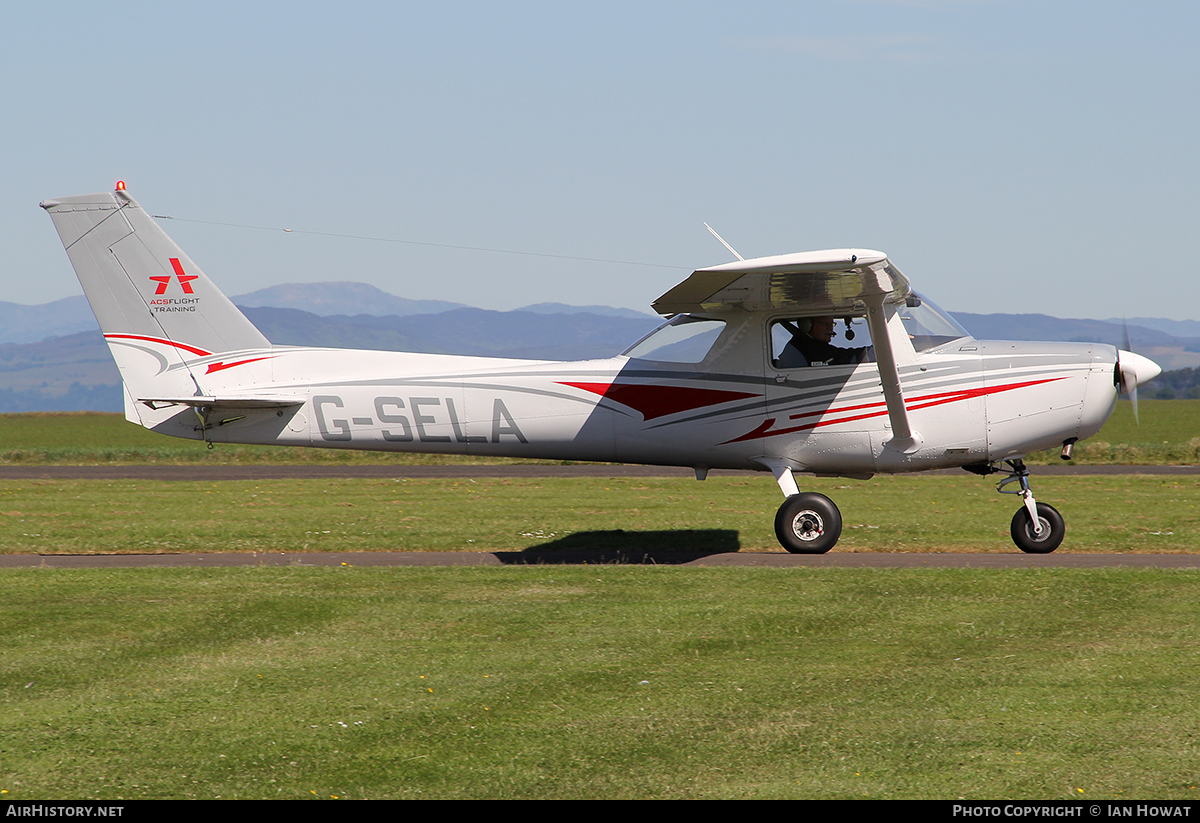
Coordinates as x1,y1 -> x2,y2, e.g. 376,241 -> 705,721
560,381 -> 759,421
103,334 -> 272,373
205,357 -> 273,374
721,377 -> 1066,444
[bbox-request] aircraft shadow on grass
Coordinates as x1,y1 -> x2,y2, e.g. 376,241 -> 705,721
494,529 -> 740,564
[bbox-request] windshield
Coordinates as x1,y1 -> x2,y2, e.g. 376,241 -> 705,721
897,293 -> 971,351
623,315 -> 727,363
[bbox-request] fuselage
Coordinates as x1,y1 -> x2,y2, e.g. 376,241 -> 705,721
127,309 -> 1122,478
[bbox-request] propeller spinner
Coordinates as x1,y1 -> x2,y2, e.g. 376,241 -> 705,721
1116,348 -> 1162,423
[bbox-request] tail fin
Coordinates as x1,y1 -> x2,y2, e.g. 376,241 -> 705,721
41,187 -> 273,420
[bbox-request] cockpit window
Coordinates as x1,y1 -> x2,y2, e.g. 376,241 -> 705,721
897,293 -> 972,351
770,316 -> 873,368
623,315 -> 727,363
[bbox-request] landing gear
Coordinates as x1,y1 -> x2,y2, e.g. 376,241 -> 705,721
755,460 -> 845,553
1010,502 -> 1065,554
996,459 -> 1065,553
775,493 -> 842,554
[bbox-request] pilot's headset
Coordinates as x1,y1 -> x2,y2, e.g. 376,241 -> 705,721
796,318 -> 814,334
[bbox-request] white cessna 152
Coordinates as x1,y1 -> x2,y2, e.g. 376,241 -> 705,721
41,185 -> 1162,554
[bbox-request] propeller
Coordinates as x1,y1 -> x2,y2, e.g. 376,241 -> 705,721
1116,321 -> 1162,424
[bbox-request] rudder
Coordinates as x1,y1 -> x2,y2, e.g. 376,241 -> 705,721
41,187 -> 274,422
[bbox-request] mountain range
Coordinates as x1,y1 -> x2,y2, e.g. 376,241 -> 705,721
0,282 -> 1196,412
0,282 -> 657,346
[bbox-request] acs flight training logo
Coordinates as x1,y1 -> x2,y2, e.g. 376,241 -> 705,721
150,258 -> 199,294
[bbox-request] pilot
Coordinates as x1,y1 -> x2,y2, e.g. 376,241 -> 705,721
777,316 -> 870,367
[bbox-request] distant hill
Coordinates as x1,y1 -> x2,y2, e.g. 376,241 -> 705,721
231,282 -> 469,317
0,307 -> 662,412
952,312 -> 1193,349
1145,366 -> 1200,400
1107,317 -> 1200,338
245,307 -> 659,360
516,302 -> 657,320
0,330 -> 121,412
952,312 -> 1200,372
3,284 -> 1199,412
0,282 -> 657,346
0,295 -> 95,345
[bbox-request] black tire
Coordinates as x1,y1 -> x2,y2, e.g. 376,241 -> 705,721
775,493 -> 842,554
1010,502 -> 1065,554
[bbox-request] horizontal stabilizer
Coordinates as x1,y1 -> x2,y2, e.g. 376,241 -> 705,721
140,396 -> 304,410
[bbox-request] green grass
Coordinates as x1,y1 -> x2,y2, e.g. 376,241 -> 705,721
1,566 -> 1198,799
2,474 -> 1196,554
3,409 -> 1195,801
0,412 -> 540,466
1031,399 -> 1200,465
2,401 -> 1199,465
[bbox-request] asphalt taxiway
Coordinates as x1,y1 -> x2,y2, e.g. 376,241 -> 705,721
2,464 -> 1198,481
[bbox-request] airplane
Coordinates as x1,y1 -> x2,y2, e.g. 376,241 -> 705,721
40,184 -> 1162,554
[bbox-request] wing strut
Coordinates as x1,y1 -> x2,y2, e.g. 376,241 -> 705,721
862,292 -> 922,453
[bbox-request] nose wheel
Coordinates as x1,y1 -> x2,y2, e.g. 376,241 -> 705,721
1010,502 -> 1065,554
997,459 -> 1065,553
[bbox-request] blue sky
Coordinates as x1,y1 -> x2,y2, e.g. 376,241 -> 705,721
4,1 -> 1198,318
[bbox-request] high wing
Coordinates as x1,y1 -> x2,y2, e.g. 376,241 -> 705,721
653,248 -> 921,452
650,249 -> 910,316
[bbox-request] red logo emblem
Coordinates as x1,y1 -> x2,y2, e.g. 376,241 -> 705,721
150,259 -> 199,295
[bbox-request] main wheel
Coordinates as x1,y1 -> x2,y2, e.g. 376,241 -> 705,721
1010,502 -> 1065,553
775,493 -> 842,554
